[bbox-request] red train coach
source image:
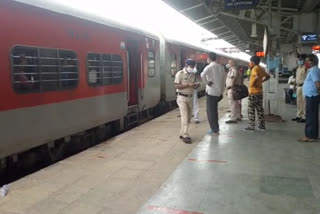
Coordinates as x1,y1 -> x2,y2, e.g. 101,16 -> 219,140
0,0 -> 160,162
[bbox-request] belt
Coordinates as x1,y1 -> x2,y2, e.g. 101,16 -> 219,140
178,92 -> 193,97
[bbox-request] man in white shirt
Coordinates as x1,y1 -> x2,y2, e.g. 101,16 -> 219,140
287,72 -> 296,104
192,66 -> 201,124
201,52 -> 226,134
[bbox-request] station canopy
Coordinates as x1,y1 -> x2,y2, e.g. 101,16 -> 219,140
162,0 -> 320,52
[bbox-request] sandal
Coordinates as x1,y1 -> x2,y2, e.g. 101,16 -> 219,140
298,137 -> 315,143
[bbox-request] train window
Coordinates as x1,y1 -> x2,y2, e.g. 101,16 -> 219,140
11,45 -> 79,93
170,54 -> 177,78
147,51 -> 155,77
87,53 -> 123,86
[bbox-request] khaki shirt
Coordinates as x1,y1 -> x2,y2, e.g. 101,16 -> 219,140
175,68 -> 195,96
296,65 -> 307,86
226,66 -> 242,88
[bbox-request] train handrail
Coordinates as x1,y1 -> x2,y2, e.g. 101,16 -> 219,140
126,51 -> 130,103
140,52 -> 144,99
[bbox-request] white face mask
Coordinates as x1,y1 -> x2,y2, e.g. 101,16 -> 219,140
226,64 -> 231,69
187,67 -> 194,73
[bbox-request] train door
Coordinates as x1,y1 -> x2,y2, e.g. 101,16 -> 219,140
126,41 -> 140,106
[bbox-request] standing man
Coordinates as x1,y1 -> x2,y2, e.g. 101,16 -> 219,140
225,59 -> 242,123
175,59 -> 200,144
192,66 -> 201,124
201,52 -> 226,135
245,56 -> 270,131
292,54 -> 307,122
298,54 -> 320,142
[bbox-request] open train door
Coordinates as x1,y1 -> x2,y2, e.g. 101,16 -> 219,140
126,40 -> 141,107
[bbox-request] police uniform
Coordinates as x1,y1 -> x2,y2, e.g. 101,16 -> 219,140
175,68 -> 196,139
295,65 -> 307,120
226,66 -> 242,121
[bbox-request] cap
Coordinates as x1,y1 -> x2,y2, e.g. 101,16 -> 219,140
185,59 -> 196,66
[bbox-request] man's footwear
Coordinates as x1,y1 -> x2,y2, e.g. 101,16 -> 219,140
182,137 -> 192,144
244,127 -> 255,131
257,127 -> 266,132
208,130 -> 219,135
292,117 -> 301,121
226,110 -> 231,113
179,136 -> 183,139
225,120 -> 238,124
195,120 -> 200,124
297,119 -> 306,123
237,118 -> 242,121
298,136 -> 315,143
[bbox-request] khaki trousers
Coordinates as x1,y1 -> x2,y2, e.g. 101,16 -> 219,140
296,86 -> 306,119
177,95 -> 193,138
227,89 -> 241,120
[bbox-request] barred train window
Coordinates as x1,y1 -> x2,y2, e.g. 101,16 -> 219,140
170,54 -> 177,78
87,53 -> 123,86
11,46 -> 78,93
147,51 -> 155,77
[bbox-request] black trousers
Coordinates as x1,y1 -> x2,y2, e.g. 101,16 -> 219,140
206,94 -> 220,132
305,95 -> 320,139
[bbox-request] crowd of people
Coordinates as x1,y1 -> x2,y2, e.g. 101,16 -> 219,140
175,52 -> 320,144
175,52 -> 270,144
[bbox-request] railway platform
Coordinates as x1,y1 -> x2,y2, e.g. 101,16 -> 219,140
1,92 -> 320,214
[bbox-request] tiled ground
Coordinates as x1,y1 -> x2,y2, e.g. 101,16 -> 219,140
0,96 -> 229,214
137,91 -> 320,214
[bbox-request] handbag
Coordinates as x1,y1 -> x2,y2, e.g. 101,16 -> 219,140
232,84 -> 249,100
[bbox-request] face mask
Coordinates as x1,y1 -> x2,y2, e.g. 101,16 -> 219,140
226,64 -> 231,69
187,67 -> 194,73
193,67 -> 198,73
298,60 -> 304,66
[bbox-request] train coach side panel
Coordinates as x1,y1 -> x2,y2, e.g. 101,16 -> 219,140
0,93 -> 127,159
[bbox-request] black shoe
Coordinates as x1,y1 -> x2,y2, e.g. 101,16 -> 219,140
182,137 -> 192,144
292,117 -> 301,121
195,120 -> 200,124
244,127 -> 255,131
179,136 -> 183,139
225,120 -> 238,124
298,119 -> 306,123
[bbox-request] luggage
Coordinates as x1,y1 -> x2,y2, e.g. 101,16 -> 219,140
232,85 -> 249,100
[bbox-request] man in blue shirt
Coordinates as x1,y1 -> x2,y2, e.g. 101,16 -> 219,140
299,54 -> 320,142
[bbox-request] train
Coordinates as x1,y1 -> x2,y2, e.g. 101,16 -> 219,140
0,0 -> 249,168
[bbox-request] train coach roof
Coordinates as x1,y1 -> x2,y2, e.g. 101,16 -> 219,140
165,36 -> 249,63
13,0 -> 160,40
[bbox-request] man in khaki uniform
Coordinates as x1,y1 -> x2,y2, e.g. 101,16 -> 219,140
175,59 -> 200,144
293,54 -> 307,123
225,59 -> 242,123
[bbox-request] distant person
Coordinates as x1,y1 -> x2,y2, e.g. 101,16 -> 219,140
201,52 -> 226,135
298,54 -> 320,143
15,54 -> 34,89
225,59 -> 242,123
175,59 -> 200,144
245,56 -> 270,131
192,66 -> 201,124
292,54 -> 307,123
246,68 -> 251,80
287,72 -> 296,104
